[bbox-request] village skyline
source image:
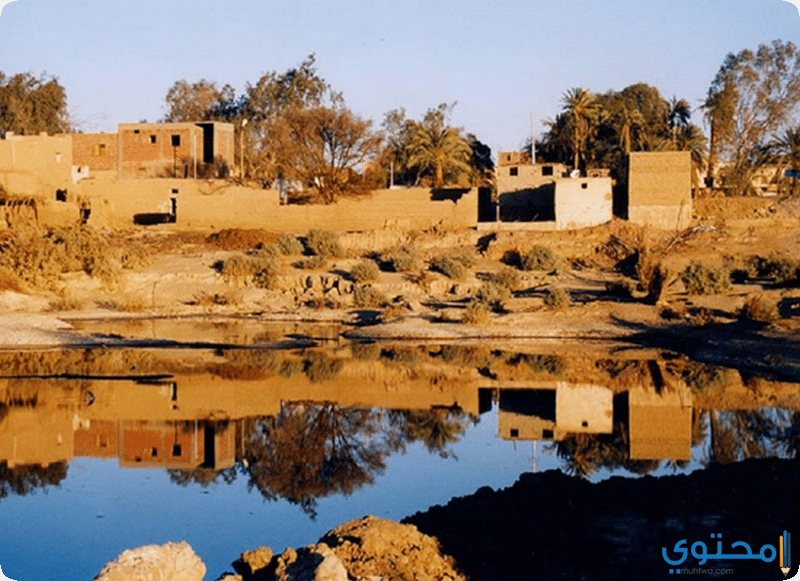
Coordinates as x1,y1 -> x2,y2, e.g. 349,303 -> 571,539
1,0 -> 799,155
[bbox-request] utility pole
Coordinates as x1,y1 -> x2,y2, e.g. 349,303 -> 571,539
240,118 -> 248,179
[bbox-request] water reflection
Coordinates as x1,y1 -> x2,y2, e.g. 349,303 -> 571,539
0,345 -> 798,511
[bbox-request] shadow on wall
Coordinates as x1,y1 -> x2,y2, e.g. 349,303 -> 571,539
498,184 -> 555,222
429,188 -> 471,203
133,213 -> 175,226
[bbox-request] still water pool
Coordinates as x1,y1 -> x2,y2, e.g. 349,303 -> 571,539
0,341 -> 796,580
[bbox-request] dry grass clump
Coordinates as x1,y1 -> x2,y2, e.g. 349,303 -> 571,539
521,245 -> 560,272
519,353 -> 567,376
680,261 -> 730,295
305,230 -> 344,258
295,254 -> 329,270
353,285 -> 389,308
48,295 -> 85,311
739,293 -> 780,323
276,235 -> 304,256
380,246 -> 420,272
97,294 -> 149,312
605,277 -> 636,299
475,282 -> 511,312
350,260 -> 380,283
351,342 -> 381,361
488,267 -> 522,291
543,287 -> 571,309
0,226 -> 121,289
431,256 -> 469,280
207,229 -> 278,250
304,351 -> 344,383
220,248 -> 281,288
191,291 -> 242,307
117,243 -> 152,270
462,300 -> 491,324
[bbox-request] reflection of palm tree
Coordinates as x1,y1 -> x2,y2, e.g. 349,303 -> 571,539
389,407 -> 473,459
0,461 -> 67,500
702,409 -> 778,465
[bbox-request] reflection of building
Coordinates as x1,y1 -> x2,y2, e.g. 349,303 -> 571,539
628,385 -> 692,461
497,384 -> 614,441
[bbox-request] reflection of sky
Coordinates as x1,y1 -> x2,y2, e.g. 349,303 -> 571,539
0,407 -> 540,581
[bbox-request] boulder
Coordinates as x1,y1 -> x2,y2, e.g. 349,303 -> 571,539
93,541 -> 205,581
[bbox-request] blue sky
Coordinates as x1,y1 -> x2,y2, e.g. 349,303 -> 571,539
0,0 -> 798,156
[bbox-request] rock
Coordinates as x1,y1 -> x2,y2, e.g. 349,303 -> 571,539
320,515 -> 467,581
93,541 -> 205,581
234,547 -> 273,577
276,544 -> 348,581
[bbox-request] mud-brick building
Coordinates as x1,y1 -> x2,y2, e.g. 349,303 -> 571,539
491,152 -> 612,229
627,151 -> 692,230
0,132 -> 72,197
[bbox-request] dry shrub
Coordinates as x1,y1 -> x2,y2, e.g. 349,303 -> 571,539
0,227 -> 120,290
296,255 -> 329,270
221,249 -> 280,288
207,229 -> 277,251
353,285 -> 389,308
381,246 -> 420,272
739,293 -> 779,323
0,267 -> 23,292
350,260 -> 380,283
351,342 -> 380,361
98,294 -> 149,312
192,291 -> 242,307
521,245 -> 560,272
544,287 -> 571,309
117,244 -> 152,270
605,277 -> 636,299
489,267 -> 521,291
381,302 -> 407,319
304,351 -> 344,383
277,235 -> 304,256
431,256 -> 468,280
476,282 -> 511,312
681,261 -> 730,295
462,300 -> 490,324
48,295 -> 84,311
519,353 -> 567,376
305,230 -> 344,258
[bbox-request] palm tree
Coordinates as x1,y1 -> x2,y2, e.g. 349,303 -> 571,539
561,88 -> 600,174
675,123 -> 709,193
668,97 -> 692,148
406,118 -> 472,189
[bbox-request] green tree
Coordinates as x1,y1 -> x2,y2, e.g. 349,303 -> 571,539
162,79 -> 239,122
406,103 -> 472,189
0,71 -> 70,137
282,99 -> 382,204
707,39 -> 800,195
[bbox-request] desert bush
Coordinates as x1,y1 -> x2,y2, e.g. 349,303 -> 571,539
519,353 -> 567,376
488,267 -> 521,291
207,228 -> 276,250
462,299 -> 490,324
351,342 -> 380,361
305,230 -> 343,257
453,250 -> 478,269
0,227 -> 124,289
431,256 -> 468,280
48,296 -> 84,311
350,260 -> 380,283
353,285 -> 389,308
98,294 -> 148,312
381,301 -> 407,320
381,246 -> 420,272
763,253 -> 800,285
296,254 -> 329,270
521,245 -> 560,272
191,291 -> 242,307
476,282 -> 511,312
117,243 -> 152,270
543,287 -> 571,309
739,293 -> 779,323
680,261 -> 730,295
304,351 -> 344,383
605,277 -> 636,298
221,250 -> 280,288
276,235 -> 304,256
279,358 -> 305,378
